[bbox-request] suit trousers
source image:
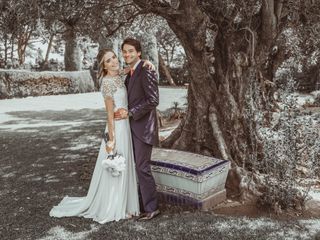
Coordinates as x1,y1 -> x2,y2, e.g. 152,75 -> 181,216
132,134 -> 158,213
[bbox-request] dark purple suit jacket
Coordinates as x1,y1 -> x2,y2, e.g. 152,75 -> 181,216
125,60 -> 159,146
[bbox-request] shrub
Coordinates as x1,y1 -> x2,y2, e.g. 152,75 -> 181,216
257,78 -> 320,212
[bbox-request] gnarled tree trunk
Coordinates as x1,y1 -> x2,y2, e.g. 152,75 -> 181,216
133,0 -> 286,199
134,0 -> 253,163
64,25 -> 81,71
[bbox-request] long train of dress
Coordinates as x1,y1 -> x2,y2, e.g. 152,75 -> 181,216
50,79 -> 140,223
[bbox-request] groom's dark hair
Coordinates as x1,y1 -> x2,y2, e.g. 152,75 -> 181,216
121,38 -> 142,53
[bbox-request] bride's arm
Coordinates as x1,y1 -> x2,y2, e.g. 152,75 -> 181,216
101,77 -> 116,154
104,96 -> 115,154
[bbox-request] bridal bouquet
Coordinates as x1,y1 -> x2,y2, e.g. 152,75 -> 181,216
101,153 -> 126,177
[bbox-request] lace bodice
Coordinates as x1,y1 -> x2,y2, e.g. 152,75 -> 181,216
101,75 -> 125,99
100,75 -> 128,109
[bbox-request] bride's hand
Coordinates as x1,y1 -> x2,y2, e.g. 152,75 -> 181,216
143,60 -> 155,71
114,108 -> 128,120
106,140 -> 115,155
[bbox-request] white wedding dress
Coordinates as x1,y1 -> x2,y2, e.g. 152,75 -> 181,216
49,75 -> 140,223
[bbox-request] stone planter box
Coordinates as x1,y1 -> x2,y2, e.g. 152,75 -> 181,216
151,148 -> 230,210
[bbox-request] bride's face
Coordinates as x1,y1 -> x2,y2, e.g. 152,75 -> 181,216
103,51 -> 120,72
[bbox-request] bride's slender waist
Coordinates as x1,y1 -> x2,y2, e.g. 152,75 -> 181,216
114,108 -> 128,111
115,118 -> 128,122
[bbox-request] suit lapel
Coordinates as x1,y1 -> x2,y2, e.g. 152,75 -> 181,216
125,74 -> 130,89
127,60 -> 144,96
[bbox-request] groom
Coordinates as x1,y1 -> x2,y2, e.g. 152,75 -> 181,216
114,38 -> 160,220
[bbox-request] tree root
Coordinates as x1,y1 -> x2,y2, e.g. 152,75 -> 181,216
226,166 -> 264,203
160,118 -> 185,148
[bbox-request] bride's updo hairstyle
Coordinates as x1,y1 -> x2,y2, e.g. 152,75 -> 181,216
96,48 -> 116,80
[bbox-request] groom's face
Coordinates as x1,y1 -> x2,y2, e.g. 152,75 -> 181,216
122,44 -> 141,66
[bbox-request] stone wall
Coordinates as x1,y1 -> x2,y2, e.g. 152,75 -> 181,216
0,70 -> 95,99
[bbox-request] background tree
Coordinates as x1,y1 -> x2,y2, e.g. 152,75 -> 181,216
156,18 -> 185,85
0,0 -> 38,67
155,18 -> 185,67
39,0 -> 92,70
38,0 -> 123,71
37,20 -> 65,70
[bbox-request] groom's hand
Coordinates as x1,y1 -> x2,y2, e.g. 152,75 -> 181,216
114,108 -> 128,120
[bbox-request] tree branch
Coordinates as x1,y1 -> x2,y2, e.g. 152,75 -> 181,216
209,104 -> 232,161
275,0 -> 283,23
261,0 -> 277,46
133,0 -> 182,17
239,27 -> 255,63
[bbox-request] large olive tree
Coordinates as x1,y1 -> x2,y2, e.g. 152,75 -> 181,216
129,0 -> 320,198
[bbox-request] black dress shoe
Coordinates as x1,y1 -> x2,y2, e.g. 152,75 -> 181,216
137,209 -> 160,221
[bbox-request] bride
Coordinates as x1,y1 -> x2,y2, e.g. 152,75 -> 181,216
50,49 -> 153,223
